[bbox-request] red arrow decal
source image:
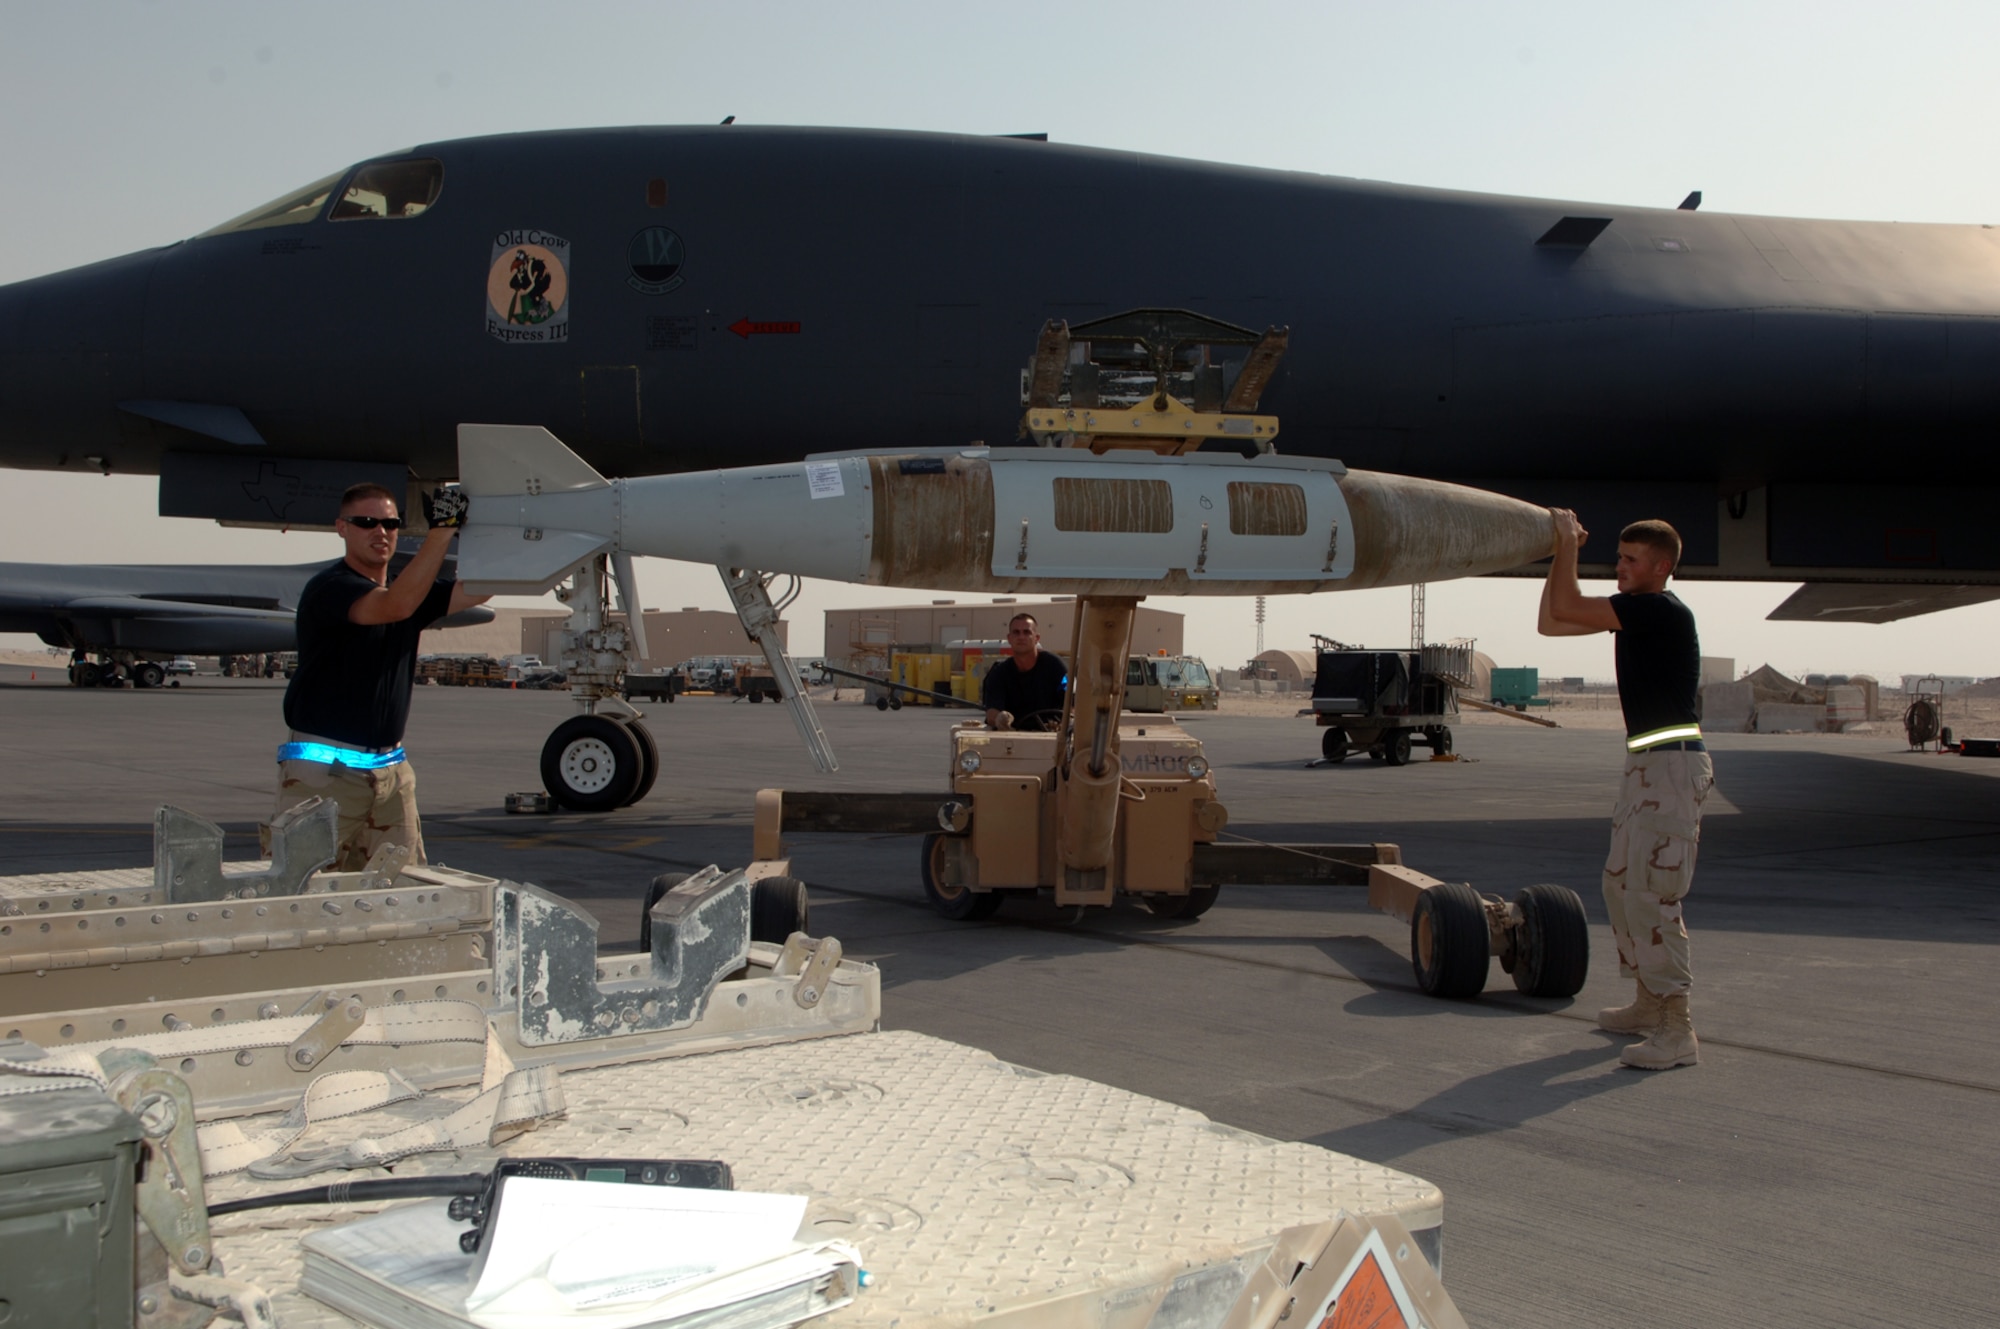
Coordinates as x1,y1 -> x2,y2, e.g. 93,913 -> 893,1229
729,317 -> 802,339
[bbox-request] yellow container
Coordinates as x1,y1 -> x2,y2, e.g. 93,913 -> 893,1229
891,652 -> 952,703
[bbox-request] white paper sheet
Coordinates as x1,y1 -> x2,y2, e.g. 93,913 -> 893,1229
465,1179 -> 814,1319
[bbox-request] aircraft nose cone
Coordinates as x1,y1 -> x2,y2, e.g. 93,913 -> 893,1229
0,247 -> 159,471
1337,471 -> 1555,588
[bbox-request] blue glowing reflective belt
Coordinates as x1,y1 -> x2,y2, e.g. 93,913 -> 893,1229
1626,724 -> 1703,753
276,742 -> 406,769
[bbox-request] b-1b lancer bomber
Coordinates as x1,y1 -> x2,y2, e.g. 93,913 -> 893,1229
2,125 -> 1998,618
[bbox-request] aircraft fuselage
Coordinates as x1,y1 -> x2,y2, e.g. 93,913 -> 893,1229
5,126 -> 1999,578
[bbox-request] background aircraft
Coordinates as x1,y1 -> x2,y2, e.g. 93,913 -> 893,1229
1,124 -> 1996,622
0,552 -> 495,687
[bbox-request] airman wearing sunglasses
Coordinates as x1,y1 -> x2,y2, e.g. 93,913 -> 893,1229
266,482 -> 490,871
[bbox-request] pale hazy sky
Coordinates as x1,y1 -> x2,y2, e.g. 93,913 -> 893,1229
6,1 -> 1998,681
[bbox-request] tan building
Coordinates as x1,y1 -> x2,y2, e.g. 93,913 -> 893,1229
1245,649 -> 1317,686
416,607 -> 542,661
823,599 -> 1182,672
517,609 -> 786,670
419,607 -> 785,670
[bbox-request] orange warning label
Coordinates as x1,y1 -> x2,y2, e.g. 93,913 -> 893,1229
1318,1250 -> 1409,1329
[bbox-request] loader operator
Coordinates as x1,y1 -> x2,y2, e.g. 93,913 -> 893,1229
982,612 -> 1069,732
1539,511 -> 1714,1071
263,483 -> 488,871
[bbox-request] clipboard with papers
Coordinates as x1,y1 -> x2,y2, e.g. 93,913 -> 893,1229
300,1179 -> 860,1329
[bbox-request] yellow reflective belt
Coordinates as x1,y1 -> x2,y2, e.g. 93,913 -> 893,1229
1627,724 -> 1703,752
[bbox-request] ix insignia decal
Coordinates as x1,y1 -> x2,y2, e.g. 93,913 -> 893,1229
627,226 -> 686,295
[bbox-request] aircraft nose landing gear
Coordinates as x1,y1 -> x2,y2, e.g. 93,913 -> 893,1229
533,554 -> 825,811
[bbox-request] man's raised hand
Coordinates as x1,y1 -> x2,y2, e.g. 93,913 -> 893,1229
423,486 -> 470,530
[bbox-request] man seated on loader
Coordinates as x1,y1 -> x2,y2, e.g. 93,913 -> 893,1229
982,612 -> 1069,732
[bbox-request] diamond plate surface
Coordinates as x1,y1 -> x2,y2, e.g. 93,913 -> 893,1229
207,1029 -> 1442,1327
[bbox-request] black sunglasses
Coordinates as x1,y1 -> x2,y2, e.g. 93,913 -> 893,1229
342,515 -> 405,531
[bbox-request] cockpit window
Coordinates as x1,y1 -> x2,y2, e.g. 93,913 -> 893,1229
197,169 -> 346,237
329,158 -> 443,221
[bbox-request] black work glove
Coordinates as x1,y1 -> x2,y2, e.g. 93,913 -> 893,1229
423,486 -> 470,530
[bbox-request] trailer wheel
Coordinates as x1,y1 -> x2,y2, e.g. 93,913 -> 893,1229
1382,728 -> 1413,766
637,871 -> 692,953
1145,885 -> 1220,921
921,833 -> 1002,920
620,719 -> 660,806
876,697 -> 889,711
751,875 -> 810,944
1411,880 -> 1489,998
541,715 -> 643,812
1320,727 -> 1349,762
1510,884 -> 1590,997
1427,726 -> 1453,755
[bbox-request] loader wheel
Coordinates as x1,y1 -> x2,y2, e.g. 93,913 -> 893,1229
1144,885 -> 1220,921
1382,728 -> 1413,766
1510,884 -> 1590,998
921,833 -> 1001,921
751,875 -> 810,944
541,715 -> 643,812
637,871 -> 692,953
876,697 -> 889,711
1411,880 -> 1490,999
1320,727 -> 1349,763
1427,726 -> 1453,755
620,719 -> 660,806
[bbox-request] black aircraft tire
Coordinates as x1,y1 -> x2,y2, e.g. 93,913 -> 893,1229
1320,727 -> 1349,762
750,876 -> 810,944
921,833 -> 1001,920
541,715 -> 643,812
1510,883 -> 1591,998
637,871 -> 692,953
620,719 -> 660,806
1145,885 -> 1221,921
1411,880 -> 1490,999
133,662 -> 165,689
1382,728 -> 1413,767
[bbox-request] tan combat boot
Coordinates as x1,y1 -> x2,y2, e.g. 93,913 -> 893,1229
1620,994 -> 1698,1069
1596,980 -> 1664,1034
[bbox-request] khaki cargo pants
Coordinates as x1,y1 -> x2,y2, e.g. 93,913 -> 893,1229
264,757 -> 427,873
1602,748 -> 1715,998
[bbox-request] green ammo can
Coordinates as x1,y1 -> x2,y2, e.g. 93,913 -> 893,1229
0,1079 -> 142,1328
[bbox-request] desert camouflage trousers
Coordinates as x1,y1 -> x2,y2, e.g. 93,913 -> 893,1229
264,757 -> 428,873
1602,748 -> 1715,998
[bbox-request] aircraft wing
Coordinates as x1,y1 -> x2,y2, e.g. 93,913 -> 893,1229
1764,583 -> 2000,624
54,595 -> 296,621
0,557 -> 495,657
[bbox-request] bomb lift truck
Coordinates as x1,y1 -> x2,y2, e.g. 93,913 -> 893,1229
749,310 -> 1591,998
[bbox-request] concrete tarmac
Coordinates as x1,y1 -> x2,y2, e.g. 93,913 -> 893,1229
3,666 -> 1997,1328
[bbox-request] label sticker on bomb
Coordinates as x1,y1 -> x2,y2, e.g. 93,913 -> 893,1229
805,462 -> 844,500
